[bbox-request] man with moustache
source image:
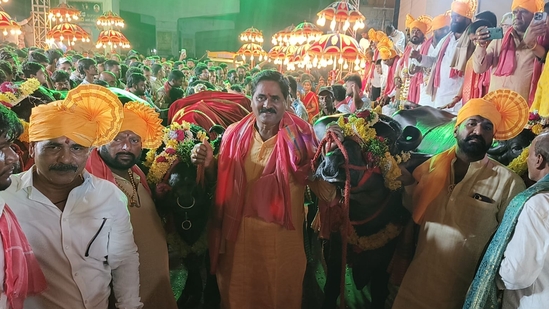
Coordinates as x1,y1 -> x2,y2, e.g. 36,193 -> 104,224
1,85 -> 142,309
312,86 -> 338,123
411,0 -> 475,111
474,0 -> 547,104
392,89 -> 527,309
99,71 -> 117,88
0,105 -> 46,308
86,103 -> 177,309
51,70 -> 71,91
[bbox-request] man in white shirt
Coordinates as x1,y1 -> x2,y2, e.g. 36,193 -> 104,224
385,24 -> 406,55
1,85 -> 142,309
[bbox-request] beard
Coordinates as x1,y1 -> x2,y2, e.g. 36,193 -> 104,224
410,36 -> 424,45
457,134 -> 491,158
100,147 -> 138,170
451,20 -> 468,34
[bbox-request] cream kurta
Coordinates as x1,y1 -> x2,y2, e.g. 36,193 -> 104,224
216,130 -> 335,309
114,172 -> 177,309
473,29 -> 537,102
393,157 -> 525,309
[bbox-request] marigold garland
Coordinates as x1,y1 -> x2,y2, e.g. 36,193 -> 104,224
0,79 -> 41,107
348,222 -> 403,251
18,119 -> 29,143
335,112 -> 410,190
147,121 -> 210,184
166,231 -> 208,260
507,146 -> 529,176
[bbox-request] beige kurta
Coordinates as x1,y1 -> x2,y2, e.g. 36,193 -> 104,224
216,130 -> 335,309
393,157 -> 525,309
114,172 -> 177,309
473,29 -> 537,102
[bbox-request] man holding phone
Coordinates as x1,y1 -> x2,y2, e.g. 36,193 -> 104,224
473,0 -> 547,104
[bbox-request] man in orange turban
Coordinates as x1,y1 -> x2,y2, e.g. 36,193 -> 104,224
392,89 -> 528,309
3,84 -> 143,309
85,102 -> 177,309
474,0 -> 546,104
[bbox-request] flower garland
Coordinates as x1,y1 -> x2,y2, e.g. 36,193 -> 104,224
507,146 -> 529,176
166,231 -> 208,260
146,121 -> 210,184
0,79 -> 41,108
335,111 -> 410,190
348,222 -> 403,251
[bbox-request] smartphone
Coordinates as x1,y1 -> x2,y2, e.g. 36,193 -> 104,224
486,27 -> 503,40
534,12 -> 547,22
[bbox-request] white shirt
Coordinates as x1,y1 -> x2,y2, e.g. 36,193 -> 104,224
390,30 -> 407,55
500,192 -> 549,309
1,169 -> 142,309
417,40 -> 443,108
419,33 -> 464,111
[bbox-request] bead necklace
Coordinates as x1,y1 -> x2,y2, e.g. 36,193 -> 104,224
115,170 -> 140,208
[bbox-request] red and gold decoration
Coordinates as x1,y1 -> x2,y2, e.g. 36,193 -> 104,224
289,21 -> 323,46
239,27 -> 264,44
0,11 -> 21,36
236,43 -> 267,62
271,25 -> 294,46
307,32 -> 366,71
96,30 -> 131,49
48,3 -> 81,23
316,1 -> 366,32
96,11 -> 125,28
46,22 -> 91,46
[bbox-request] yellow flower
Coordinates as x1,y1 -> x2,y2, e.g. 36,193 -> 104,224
507,147 -> 529,176
348,222 -> 403,251
144,149 -> 156,168
532,123 -> 543,135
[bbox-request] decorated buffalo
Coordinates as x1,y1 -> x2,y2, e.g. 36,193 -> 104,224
313,111 -> 422,309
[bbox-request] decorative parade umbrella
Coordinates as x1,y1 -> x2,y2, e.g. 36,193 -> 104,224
317,1 -> 366,32
96,30 -> 130,49
267,45 -> 286,61
236,43 -> 267,61
271,25 -> 294,46
48,3 -> 80,23
96,11 -> 125,28
0,11 -> 21,36
239,27 -> 264,44
286,44 -> 311,70
46,23 -> 91,46
307,32 -> 366,70
289,21 -> 323,46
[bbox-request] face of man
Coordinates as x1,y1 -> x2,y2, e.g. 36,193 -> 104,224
209,73 -> 216,84
455,116 -> 494,159
513,7 -> 534,33
383,57 -> 396,67
434,26 -> 451,41
187,61 -> 195,69
33,68 -> 47,85
58,62 -> 72,73
237,68 -> 246,78
303,81 -> 312,92
0,133 -> 19,190
171,78 -> 184,88
319,92 -> 335,115
410,27 -> 426,45
99,73 -> 116,87
228,72 -> 236,84
527,136 -> 541,181
109,64 -> 120,79
54,79 -> 70,91
345,80 -> 357,97
144,70 -> 151,79
251,80 -> 286,128
198,69 -> 209,81
31,137 -> 90,186
451,12 -> 470,34
132,80 -> 146,96
97,63 -> 104,74
375,64 -> 383,74
99,131 -> 142,171
85,64 -> 98,78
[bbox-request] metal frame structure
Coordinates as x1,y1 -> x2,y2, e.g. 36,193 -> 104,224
31,0 -> 51,47
347,0 -> 360,38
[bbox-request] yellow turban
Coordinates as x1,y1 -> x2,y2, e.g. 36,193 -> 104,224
431,13 -> 451,31
451,0 -> 476,19
368,28 -> 377,42
456,89 -> 528,140
511,0 -> 544,13
119,102 -> 163,149
377,38 -> 396,60
29,84 -> 123,147
405,14 -> 415,29
409,15 -> 433,34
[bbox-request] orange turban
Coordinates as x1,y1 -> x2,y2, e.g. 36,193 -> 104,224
409,15 -> 433,34
431,14 -> 451,31
456,89 -> 528,140
377,38 -> 396,60
451,0 -> 476,19
511,0 -> 544,13
119,102 -> 163,149
29,84 -> 123,147
405,14 -> 415,29
368,28 -> 377,42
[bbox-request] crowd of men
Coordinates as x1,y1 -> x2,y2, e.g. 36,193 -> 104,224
1,0 -> 549,308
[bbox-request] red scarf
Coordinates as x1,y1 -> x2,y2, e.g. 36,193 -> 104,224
383,56 -> 400,96
433,34 -> 463,89
494,28 -> 517,77
0,205 -> 47,309
408,37 -> 433,103
368,49 -> 380,81
209,112 -> 316,272
85,149 -> 151,195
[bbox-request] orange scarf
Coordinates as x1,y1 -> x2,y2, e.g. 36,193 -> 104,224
209,112 -> 316,272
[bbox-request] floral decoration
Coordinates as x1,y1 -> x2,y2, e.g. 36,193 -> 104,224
348,222 -> 403,251
0,79 -> 41,108
507,146 -> 529,176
